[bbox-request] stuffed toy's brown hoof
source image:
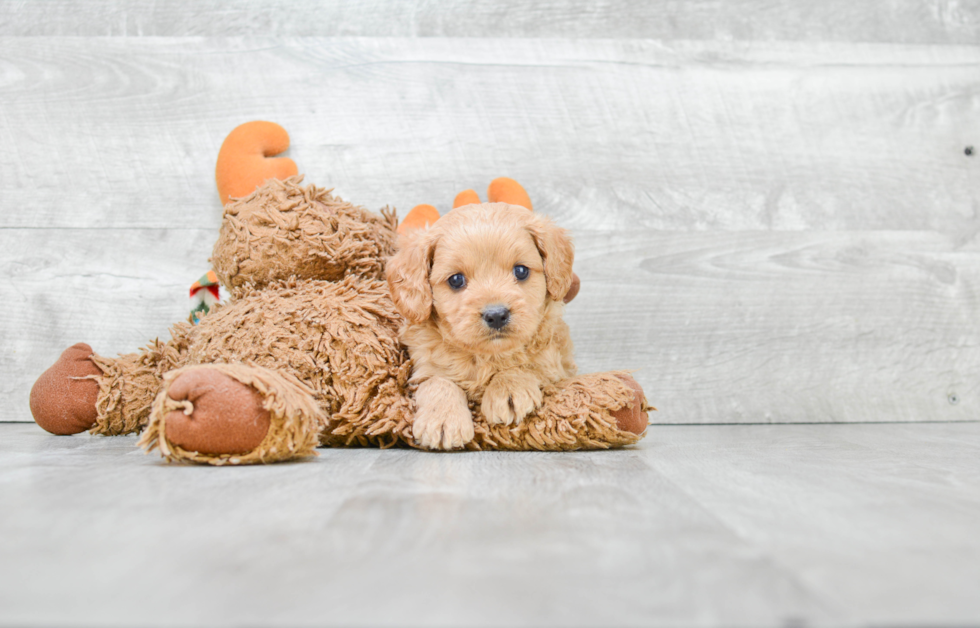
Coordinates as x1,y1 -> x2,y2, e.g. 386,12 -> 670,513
140,364 -> 324,465
162,368 -> 271,455
30,343 -> 101,435
610,375 -> 649,435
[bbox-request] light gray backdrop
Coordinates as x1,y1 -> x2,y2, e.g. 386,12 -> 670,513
2,1 -> 978,424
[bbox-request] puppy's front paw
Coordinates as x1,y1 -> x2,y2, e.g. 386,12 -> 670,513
412,377 -> 474,450
481,373 -> 543,426
413,405 -> 475,450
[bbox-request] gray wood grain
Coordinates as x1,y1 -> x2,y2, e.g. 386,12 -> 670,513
3,228 -> 977,424
0,228 -> 214,424
2,37 -> 978,426
568,230 -> 980,424
1,0 -> 978,44
0,38 -> 977,233
1,421 -> 978,626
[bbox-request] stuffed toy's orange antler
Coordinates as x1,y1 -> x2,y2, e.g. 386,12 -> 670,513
451,177 -> 533,210
453,189 -> 481,208
401,177 -> 534,233
487,177 -> 533,210
397,204 -> 440,235
215,121 -> 298,205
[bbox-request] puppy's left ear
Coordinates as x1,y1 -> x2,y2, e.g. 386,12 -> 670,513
526,215 -> 574,302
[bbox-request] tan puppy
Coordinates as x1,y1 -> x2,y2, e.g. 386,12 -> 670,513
386,203 -> 576,450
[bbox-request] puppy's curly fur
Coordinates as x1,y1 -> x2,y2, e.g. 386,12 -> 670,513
387,203 -> 577,450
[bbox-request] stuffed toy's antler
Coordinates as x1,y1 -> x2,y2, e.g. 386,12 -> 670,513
215,121 -> 298,205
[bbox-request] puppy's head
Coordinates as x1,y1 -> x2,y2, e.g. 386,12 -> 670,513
387,203 -> 573,354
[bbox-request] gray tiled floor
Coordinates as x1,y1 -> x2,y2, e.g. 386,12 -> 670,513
2,421 -> 978,626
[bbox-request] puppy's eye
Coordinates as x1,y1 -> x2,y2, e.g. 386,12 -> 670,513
513,265 -> 530,281
447,273 -> 466,290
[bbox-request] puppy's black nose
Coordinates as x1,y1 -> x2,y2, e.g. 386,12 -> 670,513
482,306 -> 511,330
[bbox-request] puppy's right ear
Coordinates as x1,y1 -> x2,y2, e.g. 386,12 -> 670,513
386,230 -> 437,324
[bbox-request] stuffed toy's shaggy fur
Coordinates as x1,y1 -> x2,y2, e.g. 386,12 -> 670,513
30,176 -> 649,464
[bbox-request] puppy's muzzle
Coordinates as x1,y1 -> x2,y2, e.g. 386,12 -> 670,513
482,305 -> 511,331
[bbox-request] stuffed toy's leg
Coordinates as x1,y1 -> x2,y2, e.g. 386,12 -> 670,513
139,363 -> 325,465
30,341 -> 178,436
469,372 -> 651,451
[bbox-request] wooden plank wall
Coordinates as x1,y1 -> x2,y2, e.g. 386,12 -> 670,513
1,3 -> 978,424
